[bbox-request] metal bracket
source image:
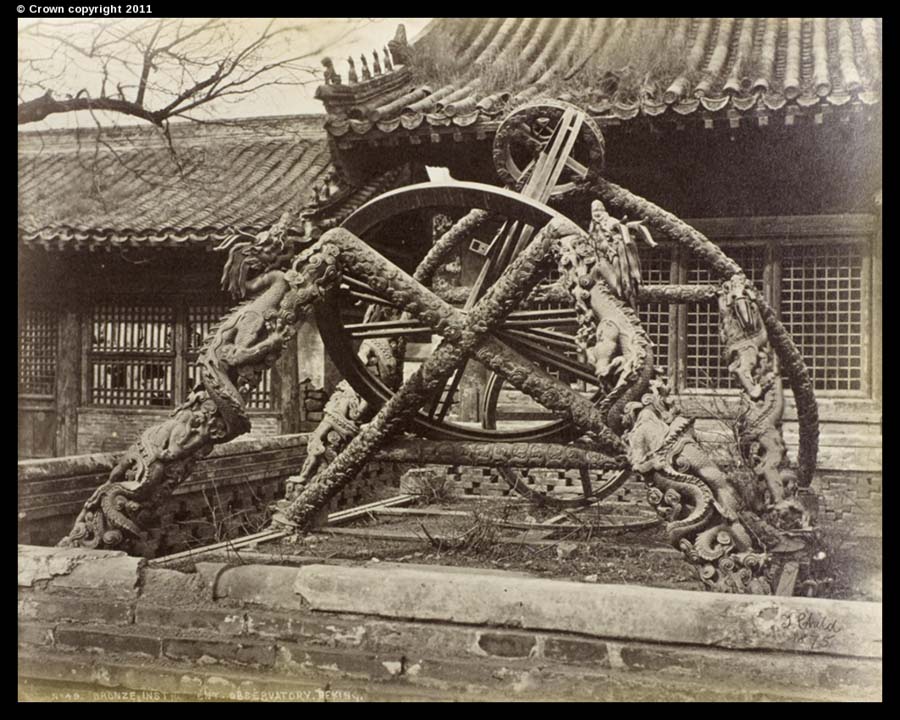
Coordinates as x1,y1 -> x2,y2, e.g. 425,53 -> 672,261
469,238 -> 492,256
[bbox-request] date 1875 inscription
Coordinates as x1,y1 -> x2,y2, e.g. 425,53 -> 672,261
760,607 -> 843,651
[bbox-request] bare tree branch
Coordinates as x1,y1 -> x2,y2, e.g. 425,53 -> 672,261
18,18 -> 370,128
134,19 -> 164,107
18,89 -> 160,125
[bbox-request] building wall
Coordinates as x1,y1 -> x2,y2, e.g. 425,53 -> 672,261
18,434 -> 308,552
17,249 -> 333,459
74,408 -> 284,456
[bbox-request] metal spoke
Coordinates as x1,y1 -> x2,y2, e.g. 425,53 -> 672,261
501,308 -> 578,329
580,468 -> 594,499
501,327 -> 579,353
341,275 -> 386,297
425,362 -> 467,422
564,155 -> 589,177
343,287 -> 397,309
345,318 -> 433,339
464,220 -> 534,312
496,330 -> 599,386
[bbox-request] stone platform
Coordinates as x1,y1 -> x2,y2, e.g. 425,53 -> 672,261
18,545 -> 882,702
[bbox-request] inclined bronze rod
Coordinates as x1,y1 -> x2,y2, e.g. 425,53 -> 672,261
501,316 -> 578,329
284,223 -> 626,528
496,330 -> 599,386
344,288 -> 397,308
502,327 -> 580,352
433,362 -> 468,423
507,307 -> 576,319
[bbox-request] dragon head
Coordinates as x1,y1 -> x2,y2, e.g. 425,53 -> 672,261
720,275 -> 760,334
216,222 -> 289,299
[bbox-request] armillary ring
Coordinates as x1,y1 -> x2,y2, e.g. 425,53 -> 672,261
492,98 -> 605,201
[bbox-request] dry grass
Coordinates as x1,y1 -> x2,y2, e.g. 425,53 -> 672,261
418,505 -> 510,556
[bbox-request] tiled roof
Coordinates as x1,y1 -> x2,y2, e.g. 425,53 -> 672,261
322,18 -> 882,139
18,115 -> 344,251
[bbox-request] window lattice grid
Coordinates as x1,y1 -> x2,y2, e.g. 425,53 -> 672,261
637,244 -> 673,377
91,358 -> 175,407
187,304 -> 227,353
184,360 -> 273,410
19,308 -> 58,396
185,302 -> 273,410
91,304 -> 174,353
685,245 -> 766,390
780,243 -> 865,392
89,303 -> 175,406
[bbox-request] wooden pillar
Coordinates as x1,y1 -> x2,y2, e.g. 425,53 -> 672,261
55,306 -> 81,456
673,245 -> 688,391
296,317 -> 327,389
872,192 -> 882,403
173,299 -> 186,406
277,334 -> 301,433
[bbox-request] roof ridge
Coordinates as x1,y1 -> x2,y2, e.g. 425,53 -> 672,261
320,17 -> 881,142
18,113 -> 327,154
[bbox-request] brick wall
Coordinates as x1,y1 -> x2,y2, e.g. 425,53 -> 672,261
814,472 -> 882,537
372,462 -> 883,539
76,407 -> 284,455
298,380 -> 328,432
16,433 -> 881,561
17,548 -> 882,701
18,434 -> 308,553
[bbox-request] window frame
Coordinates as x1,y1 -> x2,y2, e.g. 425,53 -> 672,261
83,297 -> 178,408
18,302 -> 60,400
642,214 -> 877,401
81,294 -> 278,412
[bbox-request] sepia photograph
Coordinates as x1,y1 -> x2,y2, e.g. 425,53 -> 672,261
18,14 -> 882,702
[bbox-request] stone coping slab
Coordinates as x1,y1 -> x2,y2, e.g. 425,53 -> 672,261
18,433 -> 308,480
290,564 -> 882,659
19,545 -> 143,598
18,546 -> 882,661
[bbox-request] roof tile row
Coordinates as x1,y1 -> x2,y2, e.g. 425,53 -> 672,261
18,115 -> 406,250
320,18 -> 881,139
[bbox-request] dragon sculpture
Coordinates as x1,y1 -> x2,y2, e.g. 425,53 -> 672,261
287,336 -> 401,499
550,199 -> 810,593
60,213 -> 307,553
719,276 -> 809,530
285,213 -> 459,503
59,103 -> 820,595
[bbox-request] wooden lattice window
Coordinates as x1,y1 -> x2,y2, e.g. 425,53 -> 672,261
637,243 -> 673,379
18,307 -> 58,396
185,302 -> 273,409
780,243 -> 867,393
684,244 -> 766,390
89,303 -> 175,406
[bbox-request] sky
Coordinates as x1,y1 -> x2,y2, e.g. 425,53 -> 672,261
18,17 -> 433,130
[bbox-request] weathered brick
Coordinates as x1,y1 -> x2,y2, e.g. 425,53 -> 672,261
55,626 -> 161,657
19,595 -> 133,625
476,631 -> 536,658
365,621 -> 473,657
163,637 -> 276,667
620,645 -> 699,673
135,604 -> 320,642
276,643 -> 394,680
543,637 -> 609,665
18,621 -> 55,647
139,567 -> 213,606
136,604 -> 232,633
